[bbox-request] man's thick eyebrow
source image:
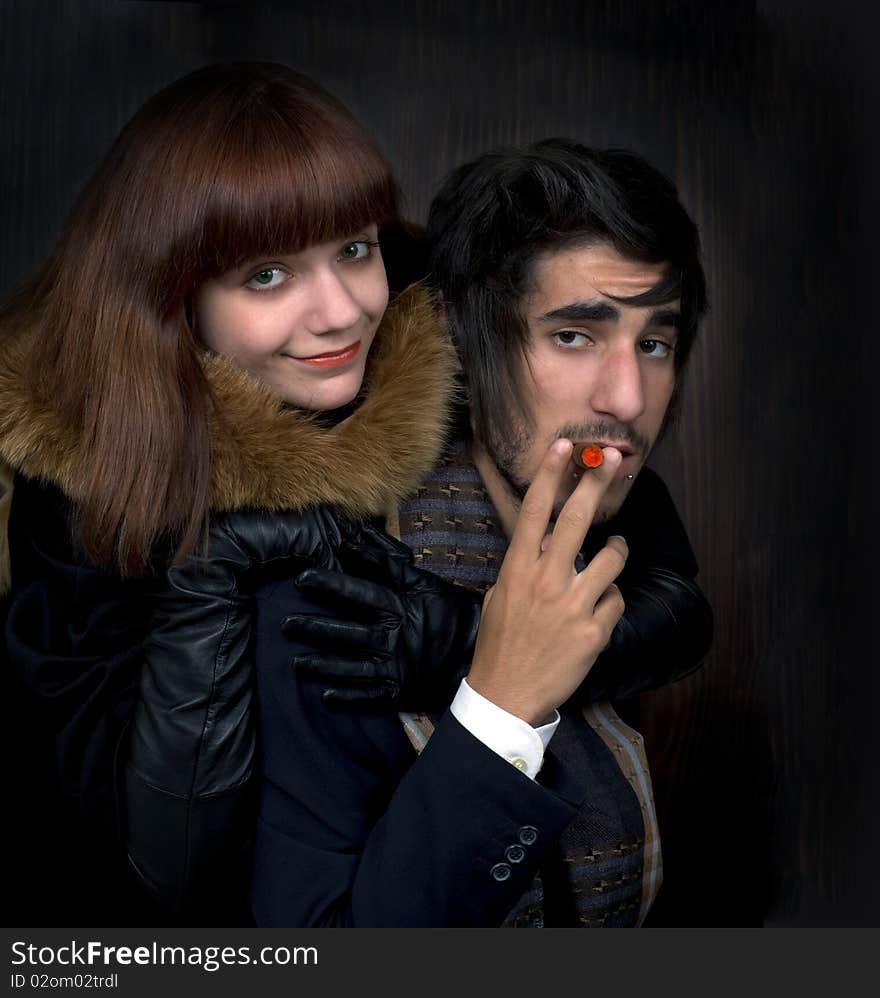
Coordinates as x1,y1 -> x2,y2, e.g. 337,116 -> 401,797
538,301 -> 619,323
537,301 -> 681,329
647,308 -> 681,329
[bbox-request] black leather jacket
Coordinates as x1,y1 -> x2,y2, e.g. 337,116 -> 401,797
2,286 -> 712,923
1,285 -> 459,924
122,505 -> 347,913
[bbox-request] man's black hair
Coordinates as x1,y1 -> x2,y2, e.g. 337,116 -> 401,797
425,138 -> 708,444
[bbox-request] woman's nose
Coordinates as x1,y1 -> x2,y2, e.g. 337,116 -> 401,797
305,269 -> 362,333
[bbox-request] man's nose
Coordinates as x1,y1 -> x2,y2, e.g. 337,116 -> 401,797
306,269 -> 362,333
589,345 -> 645,423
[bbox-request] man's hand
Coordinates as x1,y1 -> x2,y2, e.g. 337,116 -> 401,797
467,439 -> 628,725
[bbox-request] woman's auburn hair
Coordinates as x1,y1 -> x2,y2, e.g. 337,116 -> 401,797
1,62 -> 398,576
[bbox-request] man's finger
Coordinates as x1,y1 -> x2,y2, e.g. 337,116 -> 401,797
504,438 -> 574,571
543,447 -> 622,569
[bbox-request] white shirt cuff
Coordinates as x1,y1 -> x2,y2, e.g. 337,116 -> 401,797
449,678 -> 560,779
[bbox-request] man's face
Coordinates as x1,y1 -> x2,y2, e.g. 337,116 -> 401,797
484,241 -> 679,523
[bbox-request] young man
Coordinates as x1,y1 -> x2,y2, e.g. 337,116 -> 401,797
248,139 -> 712,927
400,139 -> 710,702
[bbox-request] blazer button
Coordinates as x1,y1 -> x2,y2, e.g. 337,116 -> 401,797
505,844 -> 526,864
518,825 -> 539,846
490,863 -> 512,882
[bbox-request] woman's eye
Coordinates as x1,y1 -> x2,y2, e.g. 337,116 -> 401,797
246,267 -> 287,290
338,240 -> 374,262
552,330 -> 590,348
639,338 -> 674,358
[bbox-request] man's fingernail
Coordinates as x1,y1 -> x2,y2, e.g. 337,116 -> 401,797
552,438 -> 573,456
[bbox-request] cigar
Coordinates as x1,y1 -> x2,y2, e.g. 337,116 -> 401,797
571,442 -> 605,470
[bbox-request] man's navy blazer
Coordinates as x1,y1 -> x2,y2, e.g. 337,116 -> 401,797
249,578 -> 635,928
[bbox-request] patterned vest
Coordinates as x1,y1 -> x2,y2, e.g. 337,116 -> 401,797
391,438 -> 662,927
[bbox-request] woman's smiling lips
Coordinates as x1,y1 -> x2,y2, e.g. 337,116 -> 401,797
291,340 -> 361,368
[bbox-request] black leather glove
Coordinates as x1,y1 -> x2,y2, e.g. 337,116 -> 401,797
123,506 -> 343,912
282,521 -> 483,708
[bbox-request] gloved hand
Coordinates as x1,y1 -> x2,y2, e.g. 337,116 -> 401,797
576,566 -> 714,703
282,521 -> 483,708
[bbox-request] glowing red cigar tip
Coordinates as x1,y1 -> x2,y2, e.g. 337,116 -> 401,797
581,444 -> 604,468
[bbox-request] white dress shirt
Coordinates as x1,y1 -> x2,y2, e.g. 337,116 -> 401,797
449,678 -> 560,779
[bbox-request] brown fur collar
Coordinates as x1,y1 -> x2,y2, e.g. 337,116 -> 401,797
0,284 -> 457,590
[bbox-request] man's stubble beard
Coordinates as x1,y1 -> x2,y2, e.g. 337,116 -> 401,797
480,416 -> 651,525
480,421 -> 533,506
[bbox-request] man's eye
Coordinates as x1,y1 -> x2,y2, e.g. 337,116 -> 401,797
639,339 -> 674,358
246,267 -> 287,290
552,330 -> 590,348
338,240 -> 374,261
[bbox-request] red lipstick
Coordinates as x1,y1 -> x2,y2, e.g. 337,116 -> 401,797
295,341 -> 360,368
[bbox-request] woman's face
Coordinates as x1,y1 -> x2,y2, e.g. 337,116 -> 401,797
194,225 -> 389,410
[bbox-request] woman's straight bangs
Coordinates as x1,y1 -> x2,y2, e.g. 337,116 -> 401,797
198,109 -> 398,279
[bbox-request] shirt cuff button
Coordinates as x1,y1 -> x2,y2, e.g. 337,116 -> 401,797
510,756 -> 528,772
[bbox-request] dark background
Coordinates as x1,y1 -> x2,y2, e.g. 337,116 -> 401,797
2,0 -> 876,926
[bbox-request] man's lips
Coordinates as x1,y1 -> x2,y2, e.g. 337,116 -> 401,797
292,341 -> 361,368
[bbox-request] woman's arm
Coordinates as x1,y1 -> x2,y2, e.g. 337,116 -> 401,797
122,506 -> 345,913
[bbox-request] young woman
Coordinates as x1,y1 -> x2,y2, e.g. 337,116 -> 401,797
0,63 -> 710,927
0,61 -> 467,924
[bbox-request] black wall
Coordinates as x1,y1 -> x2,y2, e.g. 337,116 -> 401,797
2,0 -> 876,926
